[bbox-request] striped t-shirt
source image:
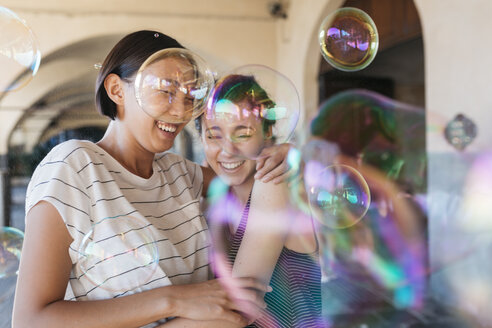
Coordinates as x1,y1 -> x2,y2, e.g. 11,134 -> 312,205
228,194 -> 324,328
25,140 -> 209,309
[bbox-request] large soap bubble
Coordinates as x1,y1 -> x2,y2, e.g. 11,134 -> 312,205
0,6 -> 41,93
311,89 -> 426,194
202,65 -> 299,160
77,216 -> 159,293
307,90 -> 428,317
134,48 -> 215,124
318,7 -> 378,72
0,226 -> 24,279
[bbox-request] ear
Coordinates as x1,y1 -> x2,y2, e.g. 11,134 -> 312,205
104,73 -> 126,106
264,124 -> 274,140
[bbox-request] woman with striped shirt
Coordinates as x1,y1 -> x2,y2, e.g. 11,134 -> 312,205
12,31 -> 292,328
198,74 -> 323,327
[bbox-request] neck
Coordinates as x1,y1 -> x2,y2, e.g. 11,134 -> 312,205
97,121 -> 154,178
230,175 -> 255,205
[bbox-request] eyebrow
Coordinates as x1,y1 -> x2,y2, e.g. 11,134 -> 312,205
233,125 -> 255,131
205,125 -> 255,136
205,126 -> 221,133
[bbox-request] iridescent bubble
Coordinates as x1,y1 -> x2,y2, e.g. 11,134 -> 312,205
0,6 -> 41,93
311,89 -> 426,194
77,216 -> 159,293
308,90 -> 428,314
288,140 -> 340,219
318,7 -> 378,72
305,164 -> 370,229
202,65 -> 299,160
134,48 -> 215,124
0,226 -> 24,279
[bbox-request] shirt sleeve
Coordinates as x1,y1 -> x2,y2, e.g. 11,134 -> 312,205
183,158 -> 204,199
25,158 -> 93,248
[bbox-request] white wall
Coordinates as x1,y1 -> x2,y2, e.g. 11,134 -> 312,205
275,0 -> 344,144
415,0 -> 492,324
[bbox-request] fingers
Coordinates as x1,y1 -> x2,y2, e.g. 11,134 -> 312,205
255,155 -> 288,182
255,156 -> 266,171
230,299 -> 265,323
273,167 -> 300,185
198,277 -> 272,325
255,144 -> 290,181
204,292 -> 261,325
256,160 -> 289,183
255,144 -> 276,159
231,288 -> 267,309
206,299 -> 249,326
220,308 -> 249,326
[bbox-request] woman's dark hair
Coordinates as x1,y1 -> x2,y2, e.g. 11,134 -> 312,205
95,30 -> 184,120
195,74 -> 276,135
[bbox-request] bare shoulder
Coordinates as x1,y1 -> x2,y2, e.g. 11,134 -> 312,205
250,180 -> 289,210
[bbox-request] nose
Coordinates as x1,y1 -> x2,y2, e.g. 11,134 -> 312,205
167,91 -> 190,121
220,138 -> 240,156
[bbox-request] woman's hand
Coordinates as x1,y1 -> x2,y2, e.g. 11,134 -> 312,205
172,277 -> 271,324
254,143 -> 298,184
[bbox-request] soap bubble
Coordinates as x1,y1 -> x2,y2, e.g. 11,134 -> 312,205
305,164 -> 370,229
318,7 -> 378,72
134,48 -> 215,124
305,90 -> 428,319
77,216 -> 159,293
0,6 -> 41,93
0,226 -> 24,279
202,65 -> 299,160
311,89 -> 426,194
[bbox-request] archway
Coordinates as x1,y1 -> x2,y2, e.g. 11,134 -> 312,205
4,34 -> 122,228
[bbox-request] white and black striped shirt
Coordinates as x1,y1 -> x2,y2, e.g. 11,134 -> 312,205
26,140 -> 210,307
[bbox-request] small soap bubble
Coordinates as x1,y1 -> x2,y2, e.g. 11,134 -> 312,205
134,48 -> 215,124
0,226 -> 24,279
0,6 -> 41,93
318,7 -> 378,72
77,216 -> 159,293
305,164 -> 370,229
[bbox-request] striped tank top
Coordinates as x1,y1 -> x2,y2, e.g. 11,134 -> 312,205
227,194 -> 324,328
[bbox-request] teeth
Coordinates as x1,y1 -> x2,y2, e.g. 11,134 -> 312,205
157,122 -> 177,133
220,161 -> 245,170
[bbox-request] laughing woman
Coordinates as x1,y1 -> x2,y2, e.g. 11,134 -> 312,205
197,74 -> 323,327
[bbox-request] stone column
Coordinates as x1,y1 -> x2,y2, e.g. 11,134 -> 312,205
0,153 -> 10,227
